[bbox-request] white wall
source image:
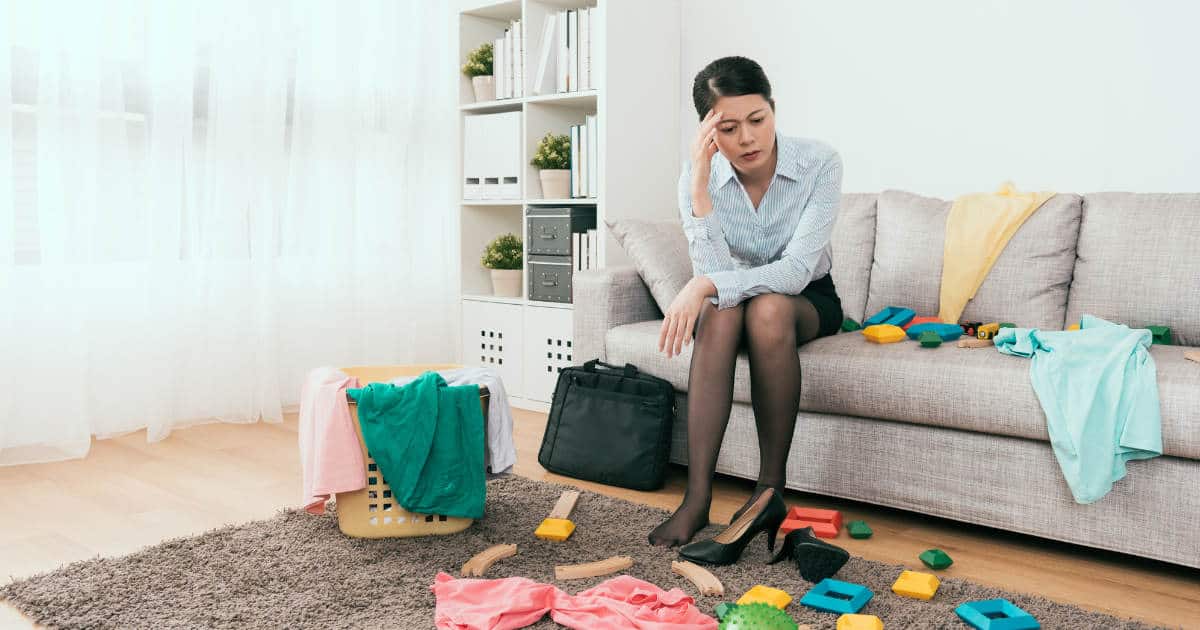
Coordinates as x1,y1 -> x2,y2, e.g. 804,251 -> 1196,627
680,1 -> 1200,196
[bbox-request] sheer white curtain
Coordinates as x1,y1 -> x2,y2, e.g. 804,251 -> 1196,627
0,0 -> 458,465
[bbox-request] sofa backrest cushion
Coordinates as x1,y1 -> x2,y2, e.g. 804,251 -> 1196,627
830,193 -> 877,325
1065,193 -> 1200,346
866,189 -> 1082,330
606,218 -> 691,316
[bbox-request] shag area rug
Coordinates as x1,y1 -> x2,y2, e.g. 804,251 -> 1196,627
1,475 -> 1170,629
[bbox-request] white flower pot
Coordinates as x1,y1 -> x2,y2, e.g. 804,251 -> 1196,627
538,169 -> 570,200
471,75 -> 495,102
490,269 -> 522,297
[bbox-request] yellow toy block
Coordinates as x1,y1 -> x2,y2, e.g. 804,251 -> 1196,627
861,324 -> 906,344
534,518 -> 576,542
736,584 -> 792,609
837,613 -> 883,630
891,570 -> 940,600
1067,322 -> 1080,331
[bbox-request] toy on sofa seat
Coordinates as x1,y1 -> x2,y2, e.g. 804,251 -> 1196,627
864,306 -> 916,328
841,317 -> 862,332
902,316 -> 942,331
906,322 -> 964,342
535,490 -> 579,541
918,331 -> 942,348
1146,325 -> 1172,345
862,324 -> 906,344
976,322 -> 1001,340
1185,350 -> 1200,364
958,337 -> 994,349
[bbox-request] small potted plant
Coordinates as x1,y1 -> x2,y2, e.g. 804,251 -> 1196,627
531,132 -> 571,199
462,42 -> 494,102
481,232 -> 522,297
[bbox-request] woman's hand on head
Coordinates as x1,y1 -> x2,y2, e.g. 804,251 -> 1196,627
658,276 -> 715,359
690,110 -> 723,188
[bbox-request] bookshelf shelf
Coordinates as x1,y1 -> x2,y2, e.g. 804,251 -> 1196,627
455,0 -> 680,409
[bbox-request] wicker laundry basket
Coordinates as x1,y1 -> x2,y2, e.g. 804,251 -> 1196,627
335,365 -> 489,538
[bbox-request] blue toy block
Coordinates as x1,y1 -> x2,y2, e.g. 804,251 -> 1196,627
863,306 -> 915,329
955,599 -> 1040,630
905,322 -> 965,342
799,578 -> 873,615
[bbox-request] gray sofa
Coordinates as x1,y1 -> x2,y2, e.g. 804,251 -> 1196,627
575,190 -> 1200,569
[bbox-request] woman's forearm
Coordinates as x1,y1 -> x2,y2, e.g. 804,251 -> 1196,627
690,186 -> 714,218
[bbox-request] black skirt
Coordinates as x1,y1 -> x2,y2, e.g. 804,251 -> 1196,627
799,273 -> 844,339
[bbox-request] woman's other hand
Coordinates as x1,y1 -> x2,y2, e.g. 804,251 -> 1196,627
658,276 -> 716,358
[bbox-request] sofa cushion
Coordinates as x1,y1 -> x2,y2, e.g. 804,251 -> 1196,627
1065,193 -> 1200,346
829,193 -> 877,325
606,218 -> 692,315
866,190 -> 1082,331
605,320 -> 1200,460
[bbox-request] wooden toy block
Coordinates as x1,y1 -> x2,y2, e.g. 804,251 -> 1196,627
736,584 -> 792,609
919,548 -> 953,570
799,578 -> 873,615
672,560 -> 724,597
779,506 -> 842,538
976,322 -> 1000,340
1147,325 -> 1172,345
891,570 -> 940,600
720,602 -> 801,629
906,322 -> 963,341
864,306 -> 915,328
1185,350 -> 1200,364
837,614 -> 884,630
902,316 -> 942,331
554,555 -> 633,580
841,317 -> 862,333
535,490 -> 580,541
847,520 -> 873,539
460,543 -> 517,577
861,324 -> 906,344
958,337 -> 994,349
918,330 -> 942,348
955,598 -> 1040,629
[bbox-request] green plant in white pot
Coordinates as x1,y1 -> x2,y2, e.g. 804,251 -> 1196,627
531,132 -> 571,200
462,42 -> 494,102
481,233 -> 522,297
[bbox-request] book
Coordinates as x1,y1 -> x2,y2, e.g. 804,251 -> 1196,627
579,9 -> 589,91
579,119 -> 588,198
494,36 -> 504,99
585,113 -> 597,197
586,228 -> 597,269
533,13 -> 555,95
566,124 -> 576,198
567,10 -> 578,91
556,11 -> 567,93
582,231 -> 590,270
505,26 -> 513,98
513,19 -> 522,98
573,232 -> 581,271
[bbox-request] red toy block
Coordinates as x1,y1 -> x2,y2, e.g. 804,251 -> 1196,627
779,506 -> 842,538
902,316 -> 942,331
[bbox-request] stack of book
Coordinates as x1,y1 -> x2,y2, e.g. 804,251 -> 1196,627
532,6 -> 596,95
569,114 -> 598,198
494,18 -> 524,99
572,228 -> 598,272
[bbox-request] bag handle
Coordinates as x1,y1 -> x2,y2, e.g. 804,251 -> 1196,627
583,359 -> 638,378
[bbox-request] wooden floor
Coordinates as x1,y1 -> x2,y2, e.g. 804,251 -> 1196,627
2,409 -> 1198,629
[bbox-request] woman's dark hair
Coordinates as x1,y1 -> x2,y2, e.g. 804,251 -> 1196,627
692,56 -> 774,121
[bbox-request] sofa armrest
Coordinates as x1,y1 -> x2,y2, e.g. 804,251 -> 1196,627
573,266 -> 661,362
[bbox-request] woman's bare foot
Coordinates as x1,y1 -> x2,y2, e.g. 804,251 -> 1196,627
648,497 -> 711,547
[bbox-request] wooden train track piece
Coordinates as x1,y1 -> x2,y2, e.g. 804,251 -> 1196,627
957,337 -> 995,349
554,555 -> 634,581
671,560 -> 724,596
460,543 -> 518,577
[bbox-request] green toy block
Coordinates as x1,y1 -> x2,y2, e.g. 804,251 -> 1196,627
918,330 -> 942,348
847,520 -> 873,539
719,602 -> 798,630
841,317 -> 862,333
999,322 -> 1016,329
919,548 -> 953,570
1147,326 -> 1172,345
715,602 -> 738,621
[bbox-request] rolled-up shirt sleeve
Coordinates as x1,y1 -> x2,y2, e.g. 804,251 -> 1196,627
705,153 -> 842,309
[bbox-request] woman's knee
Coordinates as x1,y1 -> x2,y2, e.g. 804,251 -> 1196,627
745,294 -> 796,348
695,300 -> 743,341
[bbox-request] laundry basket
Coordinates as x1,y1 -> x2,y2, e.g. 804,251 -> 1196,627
335,364 -> 489,538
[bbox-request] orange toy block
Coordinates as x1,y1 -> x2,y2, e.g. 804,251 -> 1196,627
779,506 -> 842,538
902,316 -> 942,331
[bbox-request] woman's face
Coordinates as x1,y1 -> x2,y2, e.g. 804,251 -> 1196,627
711,94 -> 776,174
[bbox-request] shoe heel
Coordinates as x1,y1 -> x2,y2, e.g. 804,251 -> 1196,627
766,524 -> 779,552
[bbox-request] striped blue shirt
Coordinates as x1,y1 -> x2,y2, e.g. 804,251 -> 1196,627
678,133 -> 842,310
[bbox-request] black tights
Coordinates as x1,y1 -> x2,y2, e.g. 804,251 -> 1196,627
648,293 -> 822,547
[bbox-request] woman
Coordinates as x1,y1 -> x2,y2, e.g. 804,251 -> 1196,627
648,56 -> 845,557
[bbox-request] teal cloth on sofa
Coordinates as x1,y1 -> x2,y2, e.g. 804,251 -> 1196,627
994,315 -> 1162,504
347,372 -> 485,518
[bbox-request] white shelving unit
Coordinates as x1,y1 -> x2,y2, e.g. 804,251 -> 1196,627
455,0 -> 680,410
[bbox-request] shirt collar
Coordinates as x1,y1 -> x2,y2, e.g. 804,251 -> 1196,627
711,133 -> 812,185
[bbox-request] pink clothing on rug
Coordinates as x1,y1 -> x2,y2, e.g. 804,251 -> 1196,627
298,367 -> 364,514
431,572 -> 717,630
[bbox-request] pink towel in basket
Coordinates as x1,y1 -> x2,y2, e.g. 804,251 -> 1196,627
298,367 -> 364,514
431,572 -> 717,630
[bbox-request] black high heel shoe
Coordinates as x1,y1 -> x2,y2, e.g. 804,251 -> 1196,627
678,488 -> 787,566
767,525 -> 850,582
